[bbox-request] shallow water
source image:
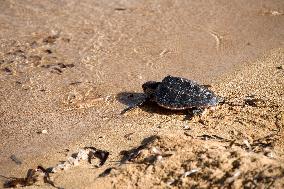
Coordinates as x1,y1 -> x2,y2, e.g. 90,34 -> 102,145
0,0 -> 283,87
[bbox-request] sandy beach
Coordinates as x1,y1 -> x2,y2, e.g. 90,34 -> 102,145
0,0 -> 284,188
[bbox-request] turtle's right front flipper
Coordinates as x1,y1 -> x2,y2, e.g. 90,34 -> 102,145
120,96 -> 149,115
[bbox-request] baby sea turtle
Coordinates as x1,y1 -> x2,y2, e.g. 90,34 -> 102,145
121,75 -> 220,114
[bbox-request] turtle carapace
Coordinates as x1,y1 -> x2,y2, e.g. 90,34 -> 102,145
142,75 -> 219,110
121,75 -> 220,114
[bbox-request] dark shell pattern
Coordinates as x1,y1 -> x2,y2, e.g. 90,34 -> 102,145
154,76 -> 219,110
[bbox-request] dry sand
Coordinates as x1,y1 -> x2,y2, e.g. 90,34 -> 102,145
0,0 -> 284,188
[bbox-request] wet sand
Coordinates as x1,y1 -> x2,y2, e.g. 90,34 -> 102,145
0,0 -> 284,188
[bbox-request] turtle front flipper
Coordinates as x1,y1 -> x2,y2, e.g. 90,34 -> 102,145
183,107 -> 205,121
192,107 -> 206,116
184,107 -> 207,125
120,96 -> 149,115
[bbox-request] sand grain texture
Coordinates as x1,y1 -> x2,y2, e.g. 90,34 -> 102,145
0,0 -> 284,188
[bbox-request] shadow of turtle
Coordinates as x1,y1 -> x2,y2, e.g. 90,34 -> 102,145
116,92 -> 195,119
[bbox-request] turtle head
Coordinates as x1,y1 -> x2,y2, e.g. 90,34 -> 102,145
142,81 -> 160,100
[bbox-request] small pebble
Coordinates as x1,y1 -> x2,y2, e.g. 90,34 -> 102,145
225,170 -> 241,183
183,169 -> 199,177
41,129 -> 48,134
183,123 -> 191,130
77,149 -> 89,160
150,147 -> 162,155
277,65 -> 284,70
243,139 -> 252,151
166,178 -> 175,186
156,155 -> 163,161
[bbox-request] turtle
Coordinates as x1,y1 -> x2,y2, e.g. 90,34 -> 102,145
121,75 -> 220,115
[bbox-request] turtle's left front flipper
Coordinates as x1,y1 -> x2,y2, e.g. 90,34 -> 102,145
184,107 -> 206,121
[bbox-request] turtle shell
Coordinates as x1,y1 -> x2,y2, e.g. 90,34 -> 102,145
154,76 -> 219,110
